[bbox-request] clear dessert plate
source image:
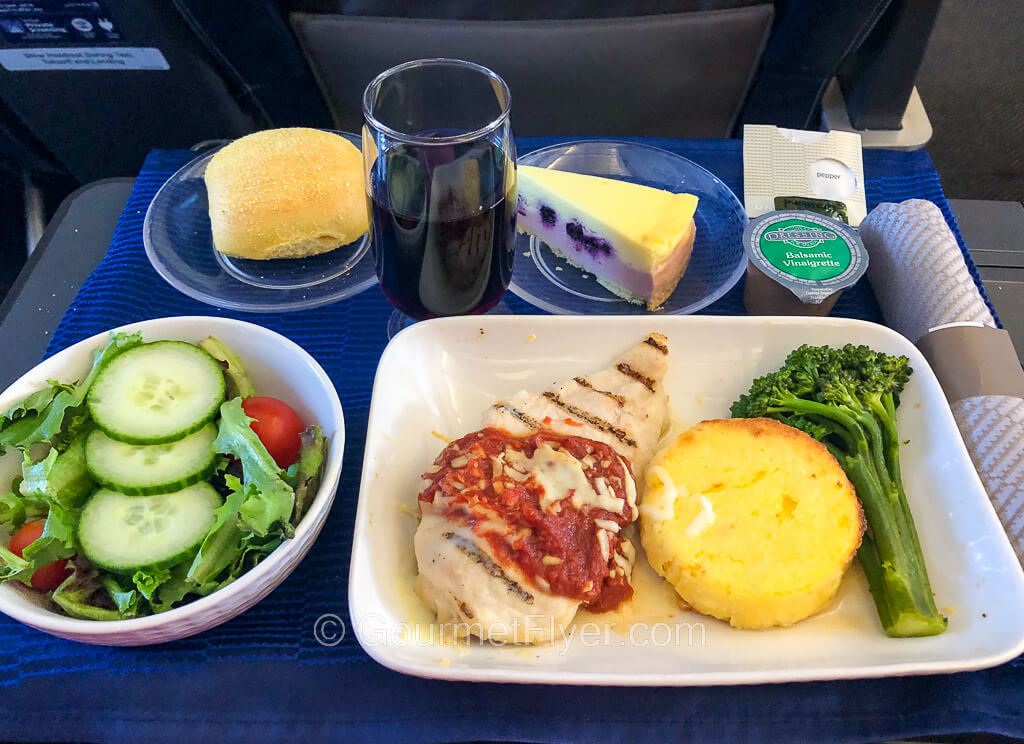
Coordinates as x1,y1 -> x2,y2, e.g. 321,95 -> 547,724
143,132 -> 376,313
509,141 -> 748,315
349,315 -> 1024,686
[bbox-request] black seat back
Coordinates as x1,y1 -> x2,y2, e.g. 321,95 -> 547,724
287,2 -> 774,138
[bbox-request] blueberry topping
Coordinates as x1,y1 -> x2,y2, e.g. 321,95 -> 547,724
565,220 -> 613,257
516,194 -> 527,216
540,205 -> 557,226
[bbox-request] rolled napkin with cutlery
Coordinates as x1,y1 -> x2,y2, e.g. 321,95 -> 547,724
860,199 -> 1024,564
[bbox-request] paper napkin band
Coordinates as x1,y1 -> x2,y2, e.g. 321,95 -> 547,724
917,325 -> 1024,403
951,395 -> 1024,565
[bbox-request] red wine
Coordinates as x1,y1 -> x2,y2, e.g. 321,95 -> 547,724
368,140 -> 516,320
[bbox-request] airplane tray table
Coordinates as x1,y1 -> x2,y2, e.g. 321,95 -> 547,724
0,137 -> 1021,744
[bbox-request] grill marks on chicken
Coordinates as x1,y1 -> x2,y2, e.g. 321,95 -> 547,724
484,333 -> 670,474
444,531 -> 535,605
539,391 -> 637,448
572,376 -> 625,406
643,335 -> 669,354
615,363 -> 656,392
488,402 -> 542,430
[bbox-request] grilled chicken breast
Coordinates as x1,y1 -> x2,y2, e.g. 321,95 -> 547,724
414,334 -> 670,644
483,333 -> 670,473
414,516 -> 580,644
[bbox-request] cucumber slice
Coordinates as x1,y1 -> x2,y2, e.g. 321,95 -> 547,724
78,483 -> 221,573
85,423 -> 218,495
87,341 -> 226,444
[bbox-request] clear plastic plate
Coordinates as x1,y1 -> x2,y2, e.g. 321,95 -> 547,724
509,140 -> 748,315
143,132 -> 376,313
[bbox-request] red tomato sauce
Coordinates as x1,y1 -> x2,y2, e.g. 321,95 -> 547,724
418,427 -> 635,611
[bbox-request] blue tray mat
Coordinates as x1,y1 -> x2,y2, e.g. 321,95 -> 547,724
0,137 -> 1015,744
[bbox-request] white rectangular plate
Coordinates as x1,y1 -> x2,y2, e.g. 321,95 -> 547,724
349,315 -> 1024,686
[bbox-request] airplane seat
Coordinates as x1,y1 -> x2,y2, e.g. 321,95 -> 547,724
284,0 -> 776,138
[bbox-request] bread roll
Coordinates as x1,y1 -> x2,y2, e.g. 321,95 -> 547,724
641,418 -> 864,629
204,128 -> 368,260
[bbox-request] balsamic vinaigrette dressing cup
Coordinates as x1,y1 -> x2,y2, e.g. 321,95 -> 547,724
362,58 -> 517,338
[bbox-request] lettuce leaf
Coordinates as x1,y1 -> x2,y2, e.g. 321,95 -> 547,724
0,489 -> 47,531
199,337 -> 256,399
225,533 -> 283,578
213,398 -> 294,536
0,437 -> 86,586
149,563 -> 194,613
20,502 -> 76,578
132,566 -> 171,601
51,557 -> 138,620
187,474 -> 247,587
0,544 -> 30,581
286,426 -> 326,525
0,331 -> 142,454
190,531 -> 282,598
0,383 -> 76,454
19,433 -> 94,509
100,574 -> 140,616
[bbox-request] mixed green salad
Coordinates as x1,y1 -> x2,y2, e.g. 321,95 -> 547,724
0,332 -> 326,620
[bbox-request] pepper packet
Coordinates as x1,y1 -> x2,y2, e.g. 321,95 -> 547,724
743,125 -> 867,226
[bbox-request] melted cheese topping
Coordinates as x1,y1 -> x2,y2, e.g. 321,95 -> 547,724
684,494 -> 715,537
504,443 -> 630,516
621,459 -> 638,514
643,464 -> 713,536
612,537 -> 636,574
596,528 -> 611,561
640,464 -> 678,522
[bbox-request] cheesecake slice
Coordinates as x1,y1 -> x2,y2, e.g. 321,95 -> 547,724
516,165 -> 699,309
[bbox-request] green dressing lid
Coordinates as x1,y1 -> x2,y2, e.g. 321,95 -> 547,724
743,210 -> 868,304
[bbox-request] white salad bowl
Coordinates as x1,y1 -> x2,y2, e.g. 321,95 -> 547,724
0,316 -> 344,645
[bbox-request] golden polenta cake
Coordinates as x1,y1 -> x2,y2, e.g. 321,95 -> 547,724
640,418 -> 864,629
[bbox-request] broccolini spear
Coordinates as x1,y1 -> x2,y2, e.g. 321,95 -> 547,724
731,344 -> 946,637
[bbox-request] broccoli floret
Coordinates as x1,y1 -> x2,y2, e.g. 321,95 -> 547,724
731,344 -> 946,637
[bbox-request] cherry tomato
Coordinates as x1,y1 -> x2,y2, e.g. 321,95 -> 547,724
7,520 -> 43,556
8,521 -> 72,592
241,396 -> 305,468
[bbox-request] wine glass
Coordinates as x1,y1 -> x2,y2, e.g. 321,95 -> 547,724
361,58 -> 517,336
